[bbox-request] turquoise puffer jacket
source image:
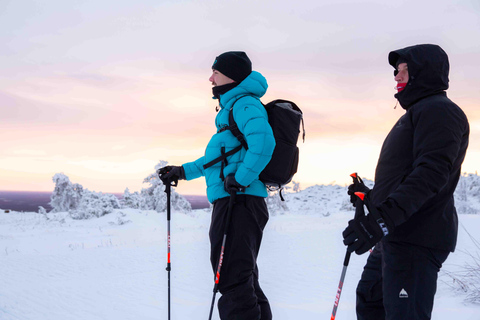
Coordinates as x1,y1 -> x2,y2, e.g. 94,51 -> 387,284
182,71 -> 275,203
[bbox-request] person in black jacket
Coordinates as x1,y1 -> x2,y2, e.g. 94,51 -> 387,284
343,44 -> 469,319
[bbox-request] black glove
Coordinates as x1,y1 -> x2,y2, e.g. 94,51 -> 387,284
342,197 -> 389,255
347,180 -> 370,207
157,166 -> 185,185
224,174 -> 246,194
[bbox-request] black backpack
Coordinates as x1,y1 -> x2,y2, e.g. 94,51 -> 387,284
203,97 -> 305,199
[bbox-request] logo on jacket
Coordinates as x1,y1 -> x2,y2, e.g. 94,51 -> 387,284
399,288 -> 409,298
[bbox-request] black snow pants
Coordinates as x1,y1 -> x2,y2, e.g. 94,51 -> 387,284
210,195 -> 272,320
356,239 -> 450,320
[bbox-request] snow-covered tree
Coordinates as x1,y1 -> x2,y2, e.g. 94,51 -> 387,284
132,160 -> 191,212
121,188 -> 142,209
70,190 -> 121,219
50,173 -> 84,212
49,173 -> 121,219
51,160 -> 193,217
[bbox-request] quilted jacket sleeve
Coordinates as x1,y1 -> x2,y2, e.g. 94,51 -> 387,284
182,156 -> 206,181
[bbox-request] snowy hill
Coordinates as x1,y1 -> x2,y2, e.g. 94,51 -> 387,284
1,177 -> 480,319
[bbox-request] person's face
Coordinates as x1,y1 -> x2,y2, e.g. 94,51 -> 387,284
209,69 -> 235,87
395,63 -> 409,84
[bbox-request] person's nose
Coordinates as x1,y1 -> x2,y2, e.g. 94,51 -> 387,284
395,72 -> 403,82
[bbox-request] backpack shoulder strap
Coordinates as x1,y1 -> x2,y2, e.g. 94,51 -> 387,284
228,94 -> 265,150
202,95 -> 251,172
228,103 -> 249,150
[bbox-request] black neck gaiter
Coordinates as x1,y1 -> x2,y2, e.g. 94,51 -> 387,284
212,82 -> 238,99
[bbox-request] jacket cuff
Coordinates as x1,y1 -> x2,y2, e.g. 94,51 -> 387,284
378,198 -> 405,231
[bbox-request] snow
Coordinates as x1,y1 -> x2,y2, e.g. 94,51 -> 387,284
1,183 -> 480,320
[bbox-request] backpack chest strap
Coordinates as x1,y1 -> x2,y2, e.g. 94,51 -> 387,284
202,95 -> 252,180
203,144 -> 243,170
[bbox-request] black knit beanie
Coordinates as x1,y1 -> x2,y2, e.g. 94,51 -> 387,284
212,51 -> 252,83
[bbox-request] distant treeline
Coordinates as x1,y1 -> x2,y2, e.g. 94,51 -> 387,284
0,191 -> 209,212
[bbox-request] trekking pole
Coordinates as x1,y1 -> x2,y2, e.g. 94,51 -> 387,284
165,181 -> 172,320
160,173 -> 178,320
330,173 -> 364,320
208,191 -> 236,320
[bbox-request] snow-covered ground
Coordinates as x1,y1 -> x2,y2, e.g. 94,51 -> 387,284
1,184 -> 480,320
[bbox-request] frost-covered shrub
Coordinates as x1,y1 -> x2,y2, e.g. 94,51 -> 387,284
49,162 -> 192,219
138,170 -> 164,210
340,197 -> 355,212
50,173 -> 84,212
49,173 -> 120,219
70,190 -> 120,219
109,211 -> 131,226
121,188 -> 142,209
292,181 -> 301,193
132,161 -> 191,212
444,227 -> 480,304
119,161 -> 191,212
283,183 -> 353,216
266,186 -> 290,214
454,173 -> 480,214
266,181 -> 302,213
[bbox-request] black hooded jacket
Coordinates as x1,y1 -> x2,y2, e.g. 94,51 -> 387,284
370,44 -> 469,252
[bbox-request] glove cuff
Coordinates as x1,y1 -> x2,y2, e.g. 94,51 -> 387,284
179,166 -> 186,180
365,198 -> 390,236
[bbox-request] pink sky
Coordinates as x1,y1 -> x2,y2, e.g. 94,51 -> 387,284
1,0 -> 480,196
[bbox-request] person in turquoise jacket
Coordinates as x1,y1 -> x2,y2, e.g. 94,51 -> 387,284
159,51 -> 275,320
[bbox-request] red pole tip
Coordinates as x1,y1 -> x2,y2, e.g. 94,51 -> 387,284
350,173 -> 357,178
354,192 -> 366,201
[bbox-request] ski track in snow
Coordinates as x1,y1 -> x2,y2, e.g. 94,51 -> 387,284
1,190 -> 480,320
